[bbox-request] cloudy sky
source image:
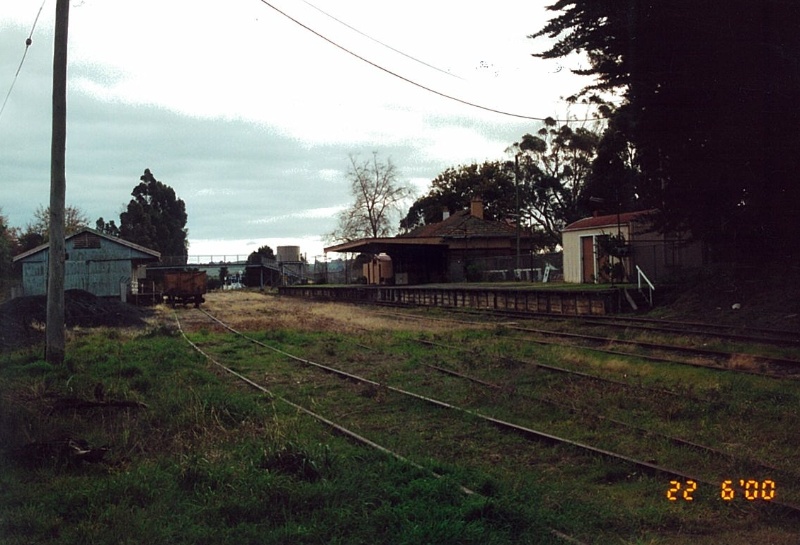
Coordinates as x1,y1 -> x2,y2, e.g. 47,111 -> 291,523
0,0 -> 595,261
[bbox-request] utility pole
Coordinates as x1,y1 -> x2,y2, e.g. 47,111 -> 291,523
514,154 -> 521,278
46,0 -> 69,365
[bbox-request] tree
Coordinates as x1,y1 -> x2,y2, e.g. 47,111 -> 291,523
532,0 -> 800,262
30,204 -> 89,238
329,153 -> 411,243
246,245 -> 276,265
15,204 -> 89,253
581,103 -> 642,215
95,217 -> 120,237
402,120 -> 603,250
509,119 -> 601,248
401,161 -> 515,231
0,209 -> 14,292
243,245 -> 277,287
119,169 -> 188,263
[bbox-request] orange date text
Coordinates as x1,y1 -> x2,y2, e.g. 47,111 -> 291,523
666,479 -> 776,502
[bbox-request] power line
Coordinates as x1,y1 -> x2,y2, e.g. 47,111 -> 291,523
298,0 -> 462,80
256,0 -> 603,123
0,0 -> 48,122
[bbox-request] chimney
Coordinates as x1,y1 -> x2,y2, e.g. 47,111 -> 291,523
470,197 -> 484,219
442,208 -> 450,221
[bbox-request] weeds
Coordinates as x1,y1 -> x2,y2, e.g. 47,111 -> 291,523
2,291 -> 799,544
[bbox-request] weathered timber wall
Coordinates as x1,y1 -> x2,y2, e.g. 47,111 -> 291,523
277,286 -> 620,315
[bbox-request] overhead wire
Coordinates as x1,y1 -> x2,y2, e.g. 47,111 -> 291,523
256,0 -> 604,123
0,0 -> 48,122
298,0 -> 463,80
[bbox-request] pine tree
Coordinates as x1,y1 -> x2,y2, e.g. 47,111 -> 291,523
120,169 -> 188,263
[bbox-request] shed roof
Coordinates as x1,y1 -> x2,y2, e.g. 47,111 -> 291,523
324,210 -> 521,254
563,210 -> 657,232
324,237 -> 445,254
13,227 -> 161,262
400,210 -> 517,239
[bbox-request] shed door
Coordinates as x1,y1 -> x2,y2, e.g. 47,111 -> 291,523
581,236 -> 595,283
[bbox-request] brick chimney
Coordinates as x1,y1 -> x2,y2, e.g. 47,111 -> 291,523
442,208 -> 450,221
470,197 -> 484,219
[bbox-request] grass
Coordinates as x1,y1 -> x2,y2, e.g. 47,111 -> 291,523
2,291 -> 799,544
0,319 -> 562,545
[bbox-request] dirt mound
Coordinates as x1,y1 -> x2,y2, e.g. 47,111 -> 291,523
0,290 -> 152,353
653,267 -> 800,332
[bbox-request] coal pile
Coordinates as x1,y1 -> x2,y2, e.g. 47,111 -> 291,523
0,290 -> 152,352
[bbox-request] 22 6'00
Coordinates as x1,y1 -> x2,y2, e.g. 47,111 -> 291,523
666,480 -> 776,502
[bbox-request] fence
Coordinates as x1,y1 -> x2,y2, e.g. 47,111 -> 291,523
458,253 -> 564,283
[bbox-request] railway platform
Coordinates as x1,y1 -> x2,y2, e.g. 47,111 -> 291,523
277,284 -> 638,316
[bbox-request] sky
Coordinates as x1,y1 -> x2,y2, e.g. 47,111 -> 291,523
0,0 -> 596,262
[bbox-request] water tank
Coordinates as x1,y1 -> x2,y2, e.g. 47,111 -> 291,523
277,245 -> 301,262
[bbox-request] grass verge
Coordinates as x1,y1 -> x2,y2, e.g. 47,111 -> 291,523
0,323 -> 560,545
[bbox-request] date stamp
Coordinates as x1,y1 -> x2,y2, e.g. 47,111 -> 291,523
666,479 -> 776,502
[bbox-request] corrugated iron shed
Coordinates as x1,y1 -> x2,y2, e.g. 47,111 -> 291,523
13,228 -> 160,298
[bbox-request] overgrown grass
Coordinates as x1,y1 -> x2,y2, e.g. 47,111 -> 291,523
0,325 -> 561,545
3,291 -> 799,544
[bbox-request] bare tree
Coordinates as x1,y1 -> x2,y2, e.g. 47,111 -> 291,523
28,204 -> 89,237
15,204 -> 90,254
329,153 -> 410,243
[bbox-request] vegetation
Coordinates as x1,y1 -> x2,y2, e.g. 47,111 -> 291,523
94,217 -> 120,237
119,168 -> 189,263
14,204 -> 90,254
246,244 -> 276,265
243,245 -> 277,288
531,0 -> 800,263
329,153 -> 411,244
0,210 -> 14,296
401,161 -> 515,230
2,291 -> 799,543
401,119 -> 605,251
509,119 -> 602,247
0,318 -> 556,545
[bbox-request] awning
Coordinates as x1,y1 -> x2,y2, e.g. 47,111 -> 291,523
324,237 -> 445,254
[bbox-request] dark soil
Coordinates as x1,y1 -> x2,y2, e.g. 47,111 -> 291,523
0,290 -> 152,353
652,267 -> 800,332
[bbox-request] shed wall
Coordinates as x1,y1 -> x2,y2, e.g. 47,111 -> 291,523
21,256 -> 133,297
562,230 -> 582,283
18,234 -> 154,297
563,220 -> 703,284
563,224 -> 632,283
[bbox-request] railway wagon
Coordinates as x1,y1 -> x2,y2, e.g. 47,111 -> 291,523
163,270 -> 207,307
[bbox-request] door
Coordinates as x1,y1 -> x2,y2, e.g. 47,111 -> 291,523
581,236 -> 595,283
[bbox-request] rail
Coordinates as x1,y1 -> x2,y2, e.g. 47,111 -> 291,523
636,265 -> 655,306
186,307 -> 800,518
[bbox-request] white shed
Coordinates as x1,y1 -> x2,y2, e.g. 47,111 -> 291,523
562,210 -> 703,284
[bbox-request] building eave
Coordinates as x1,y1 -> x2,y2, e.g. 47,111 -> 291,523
13,227 -> 161,263
325,237 -> 446,254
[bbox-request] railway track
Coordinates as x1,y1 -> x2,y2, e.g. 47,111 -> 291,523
509,324 -> 800,373
570,315 -> 800,347
174,308 -> 590,544
417,349 -> 793,479
176,306 -> 800,522
413,338 -> 695,401
405,305 -> 800,348
373,308 -> 800,378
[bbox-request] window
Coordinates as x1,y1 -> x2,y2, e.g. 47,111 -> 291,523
72,233 -> 101,249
